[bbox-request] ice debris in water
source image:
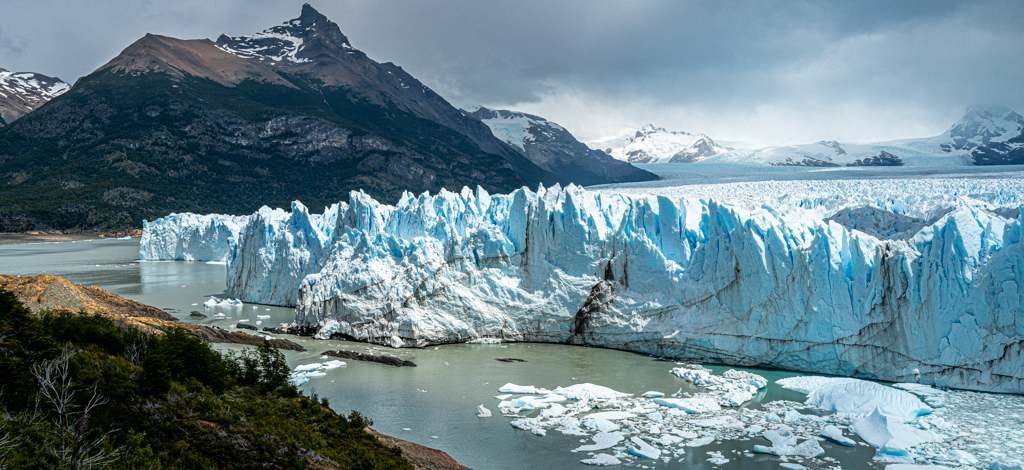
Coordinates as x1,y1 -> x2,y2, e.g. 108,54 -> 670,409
288,360 -> 346,386
752,425 -> 824,457
493,368 -> 1024,469
203,297 -> 243,308
476,405 -> 492,418
671,365 -> 767,406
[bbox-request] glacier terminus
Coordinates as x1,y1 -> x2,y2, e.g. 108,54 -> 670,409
141,171 -> 1024,395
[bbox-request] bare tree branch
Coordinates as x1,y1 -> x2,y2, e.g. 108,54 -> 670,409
31,344 -> 126,469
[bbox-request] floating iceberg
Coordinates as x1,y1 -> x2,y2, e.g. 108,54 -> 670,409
778,377 -> 932,421
851,408 -> 941,459
204,297 -> 244,308
142,183 -> 1024,393
288,359 -> 345,386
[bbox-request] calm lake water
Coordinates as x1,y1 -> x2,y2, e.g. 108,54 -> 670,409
2,238 -> 889,469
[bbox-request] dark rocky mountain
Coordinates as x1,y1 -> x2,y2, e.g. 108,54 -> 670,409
0,4 -> 634,232
465,107 -> 656,185
0,68 -> 68,126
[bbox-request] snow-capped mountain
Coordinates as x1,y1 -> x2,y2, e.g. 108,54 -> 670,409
586,124 -> 730,164
1,4 -> 648,231
703,106 -> 1024,167
945,105 -> 1024,151
0,68 -> 68,125
465,106 -> 656,185
954,106 -> 1024,165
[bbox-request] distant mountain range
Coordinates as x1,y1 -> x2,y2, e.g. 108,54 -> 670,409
0,4 -> 652,232
586,125 -> 731,164
465,107 -> 654,185
0,69 -> 68,126
589,106 -> 1024,167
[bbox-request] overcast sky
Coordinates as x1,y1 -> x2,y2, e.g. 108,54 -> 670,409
2,0 -> 1022,146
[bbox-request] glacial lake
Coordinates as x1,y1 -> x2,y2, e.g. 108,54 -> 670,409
4,238 -> 1018,469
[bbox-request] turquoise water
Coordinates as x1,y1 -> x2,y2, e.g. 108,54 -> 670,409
1,239 -> 885,469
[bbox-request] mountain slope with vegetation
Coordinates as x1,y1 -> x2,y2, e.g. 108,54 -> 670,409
0,5 -> 551,232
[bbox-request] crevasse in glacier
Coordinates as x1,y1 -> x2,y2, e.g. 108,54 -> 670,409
141,184 -> 1024,393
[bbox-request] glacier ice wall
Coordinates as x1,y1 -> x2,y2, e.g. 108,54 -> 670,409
141,185 -> 1024,393
225,202 -> 340,307
139,212 -> 249,262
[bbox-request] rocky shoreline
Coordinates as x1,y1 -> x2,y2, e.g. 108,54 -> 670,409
0,273 -> 304,351
0,229 -> 143,245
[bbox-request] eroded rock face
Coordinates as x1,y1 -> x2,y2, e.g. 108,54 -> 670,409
143,185 -> 1024,393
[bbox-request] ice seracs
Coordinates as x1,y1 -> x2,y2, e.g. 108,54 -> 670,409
142,179 -> 1024,393
140,212 -> 249,262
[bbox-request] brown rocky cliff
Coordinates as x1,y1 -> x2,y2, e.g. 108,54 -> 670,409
366,427 -> 471,470
0,273 -> 304,350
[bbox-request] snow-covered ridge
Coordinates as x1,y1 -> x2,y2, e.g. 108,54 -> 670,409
0,69 -> 69,102
587,124 -> 729,164
467,106 -> 565,152
216,24 -> 311,64
142,182 -> 1024,393
946,105 -> 1024,151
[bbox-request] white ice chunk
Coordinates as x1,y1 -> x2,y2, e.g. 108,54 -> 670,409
574,432 -> 624,451
819,424 -> 855,446
686,436 -> 715,447
477,405 -> 492,418
499,383 -> 551,394
653,397 -> 722,414
551,383 -> 630,400
580,454 -> 621,466
628,436 -> 661,460
781,377 -> 931,421
851,408 -> 940,452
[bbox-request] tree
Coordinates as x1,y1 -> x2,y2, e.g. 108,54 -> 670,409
32,345 -> 122,469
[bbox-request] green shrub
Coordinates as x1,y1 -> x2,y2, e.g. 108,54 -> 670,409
0,288 -> 413,469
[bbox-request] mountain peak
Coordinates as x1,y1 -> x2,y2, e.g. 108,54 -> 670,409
215,4 -> 352,65
0,67 -> 69,124
947,105 -> 1024,150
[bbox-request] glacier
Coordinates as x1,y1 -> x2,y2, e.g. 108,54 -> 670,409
139,212 -> 249,262
141,181 -> 1024,393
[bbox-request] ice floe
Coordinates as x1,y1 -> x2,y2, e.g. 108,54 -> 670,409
287,359 -> 346,386
203,297 -> 243,308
